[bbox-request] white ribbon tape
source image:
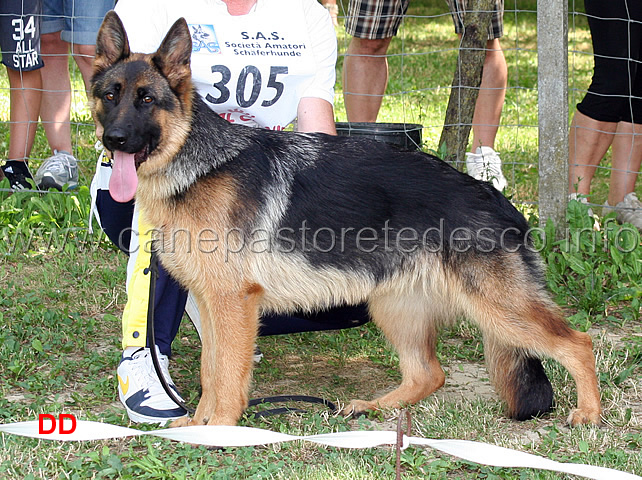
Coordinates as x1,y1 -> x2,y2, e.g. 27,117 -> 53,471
0,421 -> 639,480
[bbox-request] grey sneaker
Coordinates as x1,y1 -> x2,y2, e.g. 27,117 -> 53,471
604,192 -> 642,230
34,150 -> 79,190
465,146 -> 508,191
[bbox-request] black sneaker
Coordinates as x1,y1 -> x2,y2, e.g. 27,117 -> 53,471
1,160 -> 34,190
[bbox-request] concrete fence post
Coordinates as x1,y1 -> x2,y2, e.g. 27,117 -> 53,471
537,0 -> 569,235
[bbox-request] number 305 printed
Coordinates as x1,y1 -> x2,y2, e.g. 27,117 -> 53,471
205,65 -> 288,108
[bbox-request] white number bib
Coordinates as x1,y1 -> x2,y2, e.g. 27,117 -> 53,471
188,8 -> 317,130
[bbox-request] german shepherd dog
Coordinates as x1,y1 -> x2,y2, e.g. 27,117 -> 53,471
91,11 -> 602,427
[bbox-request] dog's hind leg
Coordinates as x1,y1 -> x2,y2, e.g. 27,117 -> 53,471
342,293 -> 445,415
527,305 -> 601,426
173,283 -> 263,426
482,334 -> 554,420
469,290 -> 601,426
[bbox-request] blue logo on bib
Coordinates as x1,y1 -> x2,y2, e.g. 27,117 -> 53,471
189,24 -> 220,54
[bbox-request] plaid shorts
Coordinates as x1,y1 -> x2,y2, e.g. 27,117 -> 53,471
345,0 -> 410,39
345,0 -> 503,40
446,0 -> 504,40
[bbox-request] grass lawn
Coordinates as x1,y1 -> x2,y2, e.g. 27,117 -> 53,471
1,1 -> 641,478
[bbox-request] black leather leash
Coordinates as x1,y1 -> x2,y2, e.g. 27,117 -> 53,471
145,249 -> 196,416
145,249 -> 336,420
248,395 -> 337,418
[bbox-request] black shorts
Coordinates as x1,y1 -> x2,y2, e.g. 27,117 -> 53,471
0,0 -> 44,71
577,0 -> 642,124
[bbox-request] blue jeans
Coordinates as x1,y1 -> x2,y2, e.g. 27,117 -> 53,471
41,0 -> 115,45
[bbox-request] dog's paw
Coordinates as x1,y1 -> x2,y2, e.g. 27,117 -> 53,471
170,409 -> 238,427
170,416 -> 192,428
170,415 -> 213,427
566,408 -> 602,427
340,399 -> 377,417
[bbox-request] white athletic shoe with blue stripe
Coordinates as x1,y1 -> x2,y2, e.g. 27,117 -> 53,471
117,347 -> 188,425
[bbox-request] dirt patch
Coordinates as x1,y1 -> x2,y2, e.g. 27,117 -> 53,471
251,352 -> 498,411
252,354 -> 400,404
437,363 -> 497,403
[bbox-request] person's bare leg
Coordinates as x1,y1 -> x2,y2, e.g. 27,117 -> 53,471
343,37 -> 393,122
39,31 -> 73,153
608,121 -> 642,205
6,69 -> 42,162
568,110 -> 617,197
470,38 -> 507,151
71,43 -> 96,93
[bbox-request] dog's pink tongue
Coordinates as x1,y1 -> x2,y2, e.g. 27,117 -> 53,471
109,151 -> 138,203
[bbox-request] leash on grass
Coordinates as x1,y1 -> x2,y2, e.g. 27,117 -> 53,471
248,396 -> 337,418
145,249 -> 337,419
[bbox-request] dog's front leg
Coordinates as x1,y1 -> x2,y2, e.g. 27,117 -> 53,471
175,285 -> 262,426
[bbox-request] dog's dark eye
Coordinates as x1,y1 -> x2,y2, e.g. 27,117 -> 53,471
104,92 -> 115,101
142,95 -> 154,104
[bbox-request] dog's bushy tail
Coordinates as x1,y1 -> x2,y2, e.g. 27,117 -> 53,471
484,338 -> 554,420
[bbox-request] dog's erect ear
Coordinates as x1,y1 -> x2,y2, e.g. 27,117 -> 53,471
152,18 -> 193,95
93,11 -> 131,75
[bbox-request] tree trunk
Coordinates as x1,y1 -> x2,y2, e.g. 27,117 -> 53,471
438,0 -> 494,169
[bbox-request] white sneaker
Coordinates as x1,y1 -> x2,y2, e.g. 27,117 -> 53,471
465,146 -> 507,191
604,192 -> 642,230
117,347 -> 188,425
34,150 -> 79,190
568,192 -> 594,217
